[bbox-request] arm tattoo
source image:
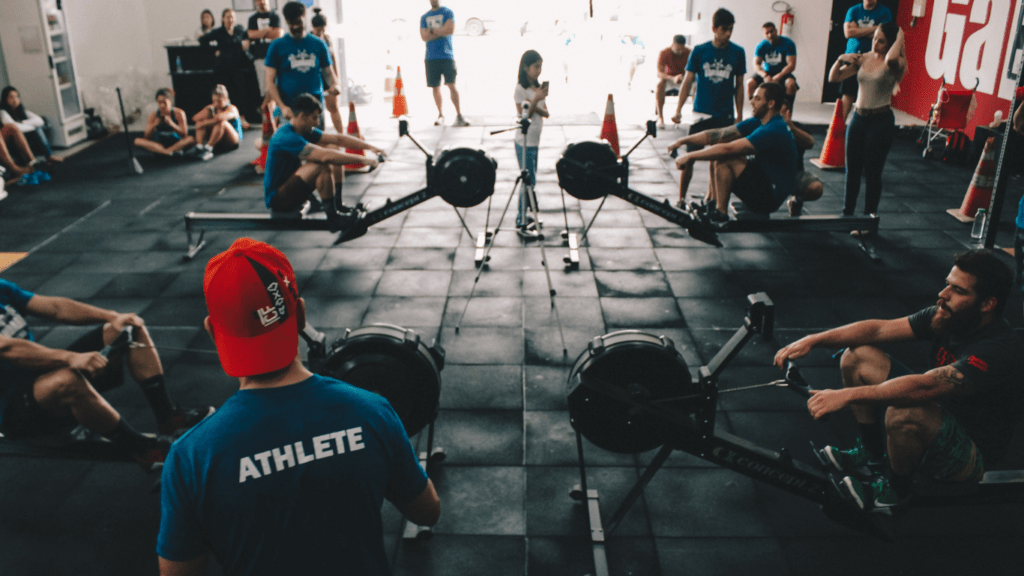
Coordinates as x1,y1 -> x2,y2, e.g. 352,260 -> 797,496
705,126 -> 740,145
929,365 -> 976,395
298,143 -> 316,160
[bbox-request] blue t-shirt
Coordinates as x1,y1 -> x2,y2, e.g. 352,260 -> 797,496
157,374 -> 429,575
845,4 -> 892,54
0,279 -> 36,426
736,115 -> 798,208
686,41 -> 746,119
755,36 -> 797,76
1016,194 -> 1024,229
421,7 -> 455,60
264,34 -> 332,106
263,123 -> 322,207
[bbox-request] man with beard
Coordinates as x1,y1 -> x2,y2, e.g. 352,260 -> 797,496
774,250 -> 1024,514
668,81 -> 797,222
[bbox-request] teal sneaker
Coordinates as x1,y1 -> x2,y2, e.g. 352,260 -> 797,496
842,475 -> 903,515
822,438 -> 874,473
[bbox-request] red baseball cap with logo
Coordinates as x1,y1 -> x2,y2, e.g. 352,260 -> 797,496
204,238 -> 300,377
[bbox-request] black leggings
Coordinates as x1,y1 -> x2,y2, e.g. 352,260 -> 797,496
844,109 -> 895,216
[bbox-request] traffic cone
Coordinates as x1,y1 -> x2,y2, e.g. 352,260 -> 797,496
392,66 -> 409,118
947,137 -> 997,222
600,94 -> 620,157
344,102 -> 367,170
810,101 -> 845,170
250,105 -> 273,174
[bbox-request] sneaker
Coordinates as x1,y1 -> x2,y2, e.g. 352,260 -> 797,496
35,171 -> 50,182
822,439 -> 873,473
326,211 -> 356,232
517,221 -> 541,239
200,150 -> 215,161
16,173 -> 36,187
842,475 -> 904,514
434,115 -> 445,126
30,157 -> 47,168
787,196 -> 803,217
707,209 -> 729,223
158,406 -> 216,436
133,434 -> 174,472
453,114 -> 470,127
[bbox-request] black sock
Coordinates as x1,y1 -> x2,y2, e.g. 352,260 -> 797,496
334,183 -> 343,206
138,375 -> 175,422
858,422 -> 885,459
103,418 -> 151,454
889,472 -> 913,499
323,198 -> 338,216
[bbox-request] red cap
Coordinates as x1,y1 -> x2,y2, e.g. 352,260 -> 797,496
204,238 -> 300,377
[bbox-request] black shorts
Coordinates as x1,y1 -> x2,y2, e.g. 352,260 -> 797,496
270,174 -> 316,212
425,59 -> 457,88
686,116 -> 735,152
750,73 -> 799,91
732,160 -> 781,214
1,326 -> 122,439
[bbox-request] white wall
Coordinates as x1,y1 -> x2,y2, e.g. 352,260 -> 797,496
689,0 -> 832,103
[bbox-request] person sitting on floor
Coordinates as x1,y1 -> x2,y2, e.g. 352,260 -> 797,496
263,93 -> 382,230
779,99 -> 823,216
0,278 -> 214,471
1,86 -> 62,175
134,88 -> 195,158
668,81 -> 798,221
0,121 -> 43,187
191,84 -> 243,161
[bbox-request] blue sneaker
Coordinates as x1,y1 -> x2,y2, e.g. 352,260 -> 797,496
35,171 -> 50,182
17,173 -> 36,186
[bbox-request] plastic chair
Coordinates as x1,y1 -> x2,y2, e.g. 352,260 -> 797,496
919,77 -> 978,158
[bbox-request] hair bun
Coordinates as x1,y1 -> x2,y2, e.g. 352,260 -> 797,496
312,7 -> 322,14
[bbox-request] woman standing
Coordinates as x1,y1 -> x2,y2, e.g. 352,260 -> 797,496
513,50 -> 549,238
200,8 -> 250,113
311,8 -> 344,133
828,22 -> 906,231
194,9 -> 216,41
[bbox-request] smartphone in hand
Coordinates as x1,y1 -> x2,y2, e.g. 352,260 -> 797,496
542,81 -> 549,90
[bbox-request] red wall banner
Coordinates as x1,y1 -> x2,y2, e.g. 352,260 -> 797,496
893,0 -> 1024,137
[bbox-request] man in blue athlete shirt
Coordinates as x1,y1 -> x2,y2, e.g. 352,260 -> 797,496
265,1 -> 337,124
747,22 -> 798,104
669,82 -> 798,222
840,0 -> 892,119
421,0 -> 469,127
263,94 -> 382,230
157,238 -> 440,576
670,8 -> 746,207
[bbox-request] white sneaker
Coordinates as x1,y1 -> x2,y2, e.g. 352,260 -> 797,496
453,115 -> 470,127
434,115 -> 445,126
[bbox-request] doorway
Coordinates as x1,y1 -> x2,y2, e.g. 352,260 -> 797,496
820,0 -> 901,103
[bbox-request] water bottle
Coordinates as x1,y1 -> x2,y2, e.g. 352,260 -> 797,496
971,208 -> 987,240
176,56 -> 183,73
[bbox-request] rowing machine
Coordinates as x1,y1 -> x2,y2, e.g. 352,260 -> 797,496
566,294 -> 1024,575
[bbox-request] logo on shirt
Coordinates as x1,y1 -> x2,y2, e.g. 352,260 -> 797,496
702,59 -> 735,84
967,355 -> 989,372
425,14 -> 444,30
764,51 -> 783,66
857,16 -> 878,28
935,346 -> 957,367
1,304 -> 29,339
257,17 -> 270,30
238,427 -> 366,483
287,50 -> 317,73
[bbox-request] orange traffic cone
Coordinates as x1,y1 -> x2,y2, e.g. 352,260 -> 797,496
344,102 -> 367,170
947,137 -> 997,222
250,105 -> 273,174
392,66 -> 409,118
600,94 -> 620,157
810,101 -> 845,170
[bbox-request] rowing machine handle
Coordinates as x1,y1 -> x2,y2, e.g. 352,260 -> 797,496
100,326 -> 134,357
784,361 -> 811,398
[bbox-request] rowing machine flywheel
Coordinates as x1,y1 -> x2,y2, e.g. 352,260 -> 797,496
318,324 -> 444,437
433,147 -> 497,208
567,331 -> 695,454
556,141 -> 623,200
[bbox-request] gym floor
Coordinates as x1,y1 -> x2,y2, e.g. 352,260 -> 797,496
1,118 -> 1022,575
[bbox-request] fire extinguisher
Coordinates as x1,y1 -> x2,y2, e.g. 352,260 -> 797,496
780,10 -> 794,37
774,1 -> 794,37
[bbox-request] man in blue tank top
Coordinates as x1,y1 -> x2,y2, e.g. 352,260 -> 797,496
157,238 -> 440,576
669,82 -> 797,221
